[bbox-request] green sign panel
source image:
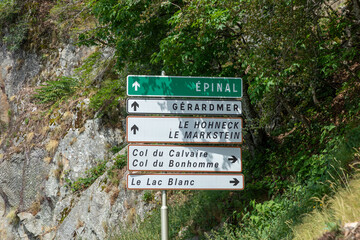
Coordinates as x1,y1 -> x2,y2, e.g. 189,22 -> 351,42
127,75 -> 242,98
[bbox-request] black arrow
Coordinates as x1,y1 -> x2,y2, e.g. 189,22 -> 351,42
230,178 -> 239,186
228,155 -> 238,163
131,125 -> 139,134
131,101 -> 139,111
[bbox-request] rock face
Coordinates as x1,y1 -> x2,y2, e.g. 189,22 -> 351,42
0,42 -> 152,239
0,75 -> 10,127
0,148 -> 49,210
0,45 -> 41,98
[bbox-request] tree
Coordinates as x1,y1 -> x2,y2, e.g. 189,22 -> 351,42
79,0 -> 180,74
79,0 -> 359,155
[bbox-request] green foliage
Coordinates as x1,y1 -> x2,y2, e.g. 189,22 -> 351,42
89,78 -> 125,118
243,0 -> 359,128
0,0 -> 18,24
0,0 -> 57,51
49,0 -> 93,39
2,15 -> 29,51
112,214 -> 160,240
83,0 -> 359,131
112,154 -> 126,170
0,0 -> 356,238
33,76 -> 79,104
82,1 -> 360,238
153,0 -> 243,76
78,0 -> 177,73
113,190 -> 243,239
142,191 -> 154,203
209,122 -> 360,239
74,51 -> 103,84
66,160 -> 107,192
110,145 -> 123,154
107,154 -> 127,185
0,0 -> 27,51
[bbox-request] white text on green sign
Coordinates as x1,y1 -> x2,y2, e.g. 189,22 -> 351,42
127,75 -> 242,98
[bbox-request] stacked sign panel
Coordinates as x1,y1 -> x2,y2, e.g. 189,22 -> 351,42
126,75 -> 244,191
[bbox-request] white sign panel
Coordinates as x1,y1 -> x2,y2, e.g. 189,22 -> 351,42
128,145 -> 242,172
127,174 -> 244,190
127,99 -> 242,115
126,116 -> 242,144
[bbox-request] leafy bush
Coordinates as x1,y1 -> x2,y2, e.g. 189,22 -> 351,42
0,0 -> 18,24
142,191 -> 154,203
110,145 -> 123,154
33,76 -> 79,104
207,182 -> 320,240
113,154 -> 127,169
2,16 -> 29,51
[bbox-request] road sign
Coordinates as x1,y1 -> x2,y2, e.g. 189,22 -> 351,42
126,116 -> 242,144
128,145 -> 242,173
127,75 -> 242,98
127,173 -> 244,190
127,98 -> 242,115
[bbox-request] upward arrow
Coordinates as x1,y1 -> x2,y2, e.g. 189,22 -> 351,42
131,125 -> 139,134
132,81 -> 140,91
228,155 -> 238,164
131,101 -> 139,111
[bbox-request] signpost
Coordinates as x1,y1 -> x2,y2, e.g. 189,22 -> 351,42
126,116 -> 243,144
125,74 -> 244,240
127,98 -> 242,115
128,145 -> 242,172
127,75 -> 243,98
127,174 -> 244,190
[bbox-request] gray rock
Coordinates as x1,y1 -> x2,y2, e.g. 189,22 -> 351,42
0,40 -> 156,240
0,45 -> 41,97
52,118 -> 123,182
55,169 -> 156,240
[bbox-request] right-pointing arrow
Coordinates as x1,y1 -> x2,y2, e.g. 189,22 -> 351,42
228,155 -> 238,163
230,178 -> 240,186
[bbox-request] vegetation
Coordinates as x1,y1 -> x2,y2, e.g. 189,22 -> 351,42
65,159 -> 107,192
107,154 -> 127,186
293,163 -> 360,239
6,207 -> 20,226
65,153 -> 126,192
33,76 -> 79,104
1,0 -> 360,239
81,0 -> 358,239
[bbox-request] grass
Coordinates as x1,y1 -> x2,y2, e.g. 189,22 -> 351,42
6,207 -> 19,226
108,122 -> 360,240
293,159 -> 360,239
26,132 -> 34,143
45,139 -> 59,154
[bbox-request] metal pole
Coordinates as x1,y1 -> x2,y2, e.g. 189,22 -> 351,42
160,70 -> 169,240
161,190 -> 169,240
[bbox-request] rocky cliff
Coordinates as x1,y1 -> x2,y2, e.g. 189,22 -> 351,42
0,40 -> 152,239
